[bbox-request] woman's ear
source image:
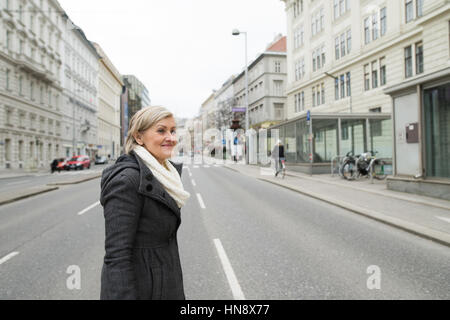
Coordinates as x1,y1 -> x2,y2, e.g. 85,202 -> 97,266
134,133 -> 143,146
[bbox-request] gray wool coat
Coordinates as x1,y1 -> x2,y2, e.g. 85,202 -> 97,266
99,150 -> 185,300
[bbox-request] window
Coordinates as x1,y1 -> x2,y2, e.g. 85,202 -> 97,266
405,46 -> 413,78
321,46 -> 326,67
19,76 -> 23,95
346,72 -> 351,97
416,0 -> 423,17
364,18 -> 370,44
274,80 -> 283,96
30,82 -> 34,100
5,69 -> 10,90
340,0 -> 345,16
416,42 -> 424,74
340,75 -> 345,99
381,7 -> 387,36
334,0 -> 339,19
312,88 -> 316,107
406,0 -> 413,23
347,30 -> 352,52
335,78 -> 339,100
372,61 -> 378,89
6,30 -> 11,50
275,61 -> 281,73
380,58 -> 386,86
335,37 -> 340,60
340,33 -> 346,58
321,83 -> 325,105
372,13 -> 379,40
364,64 -> 370,91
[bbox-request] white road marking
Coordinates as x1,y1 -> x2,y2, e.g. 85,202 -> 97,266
77,201 -> 100,216
5,180 -> 31,186
436,216 -> 450,224
203,165 -> 210,168
193,165 -> 199,169
191,179 -> 196,187
196,193 -> 205,209
0,251 -> 19,265
213,239 -> 246,300
188,171 -> 192,177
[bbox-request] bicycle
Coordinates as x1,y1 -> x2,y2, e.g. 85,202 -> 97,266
341,151 -> 387,181
274,158 -> 286,179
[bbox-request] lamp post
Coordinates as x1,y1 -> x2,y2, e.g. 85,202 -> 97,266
232,29 -> 249,164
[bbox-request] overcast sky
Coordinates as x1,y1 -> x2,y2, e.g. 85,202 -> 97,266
57,0 -> 287,119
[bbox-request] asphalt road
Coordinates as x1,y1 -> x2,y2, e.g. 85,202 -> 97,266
0,163 -> 449,299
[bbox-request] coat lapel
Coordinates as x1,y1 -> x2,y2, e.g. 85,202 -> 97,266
131,151 -> 182,221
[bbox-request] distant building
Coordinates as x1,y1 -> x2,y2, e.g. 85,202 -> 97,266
233,34 -> 287,131
93,43 -> 122,160
61,15 -> 100,160
122,75 -> 150,120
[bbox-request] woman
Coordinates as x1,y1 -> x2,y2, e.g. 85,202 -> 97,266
100,106 -> 191,300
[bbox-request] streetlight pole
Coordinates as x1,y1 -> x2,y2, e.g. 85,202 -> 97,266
232,29 -> 249,164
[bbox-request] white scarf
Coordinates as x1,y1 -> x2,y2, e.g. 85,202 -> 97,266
134,146 -> 190,208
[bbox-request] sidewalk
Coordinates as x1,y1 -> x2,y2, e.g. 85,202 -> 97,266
223,163 -> 450,247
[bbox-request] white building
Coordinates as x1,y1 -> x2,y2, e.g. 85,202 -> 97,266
280,0 -> 450,197
61,14 -> 99,159
93,42 -> 122,160
0,0 -> 64,170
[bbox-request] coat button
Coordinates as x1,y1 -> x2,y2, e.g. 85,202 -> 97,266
146,184 -> 153,192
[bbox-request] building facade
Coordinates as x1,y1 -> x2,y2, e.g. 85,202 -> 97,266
93,42 -> 122,160
61,15 -> 99,159
233,35 -> 287,131
122,75 -> 150,121
0,0 -> 64,170
281,0 -> 450,196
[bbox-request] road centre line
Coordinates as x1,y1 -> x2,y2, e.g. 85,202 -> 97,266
0,251 -> 19,265
213,239 -> 246,300
77,201 -> 100,216
191,179 -> 196,187
196,193 -> 205,209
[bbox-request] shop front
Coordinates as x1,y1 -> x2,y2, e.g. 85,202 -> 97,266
259,112 -> 392,174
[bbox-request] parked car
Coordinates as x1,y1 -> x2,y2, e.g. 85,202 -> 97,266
56,157 -> 70,171
95,156 -> 108,165
67,155 -> 91,170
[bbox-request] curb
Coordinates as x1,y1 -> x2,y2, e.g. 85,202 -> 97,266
0,186 -> 59,206
223,165 -> 450,247
46,173 -> 102,186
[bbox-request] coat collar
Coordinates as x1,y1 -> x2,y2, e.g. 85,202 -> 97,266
130,150 -> 182,221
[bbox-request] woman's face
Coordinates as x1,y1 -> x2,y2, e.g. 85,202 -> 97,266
135,116 -> 177,164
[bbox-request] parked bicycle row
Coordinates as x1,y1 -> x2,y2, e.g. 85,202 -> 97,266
338,151 -> 391,181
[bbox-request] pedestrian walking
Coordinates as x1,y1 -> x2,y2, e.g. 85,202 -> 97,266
99,106 -> 191,300
271,139 -> 286,177
51,158 -> 59,173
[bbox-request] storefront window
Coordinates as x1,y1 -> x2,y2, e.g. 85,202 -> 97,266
285,123 -> 296,162
424,84 -> 450,178
313,119 -> 338,163
369,118 -> 392,159
340,119 -> 367,156
296,120 -> 309,163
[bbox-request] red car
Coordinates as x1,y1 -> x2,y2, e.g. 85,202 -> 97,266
67,155 -> 91,170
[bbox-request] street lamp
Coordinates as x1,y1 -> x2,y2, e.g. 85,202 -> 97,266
232,28 -> 249,164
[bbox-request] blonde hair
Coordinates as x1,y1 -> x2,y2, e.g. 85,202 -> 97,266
125,106 -> 174,154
